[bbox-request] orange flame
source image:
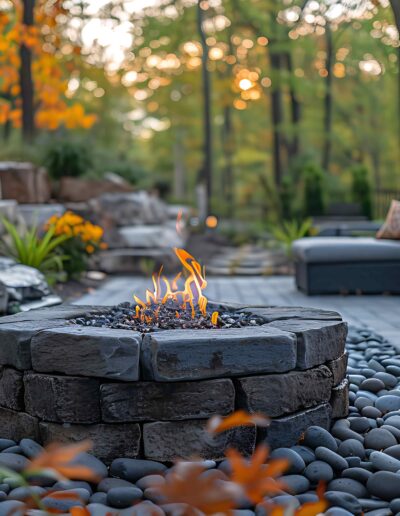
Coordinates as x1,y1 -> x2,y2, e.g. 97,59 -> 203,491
133,247 -> 218,323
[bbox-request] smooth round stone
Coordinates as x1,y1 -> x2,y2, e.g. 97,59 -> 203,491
98,478 -> 136,492
346,456 -> 362,468
0,453 -> 29,472
8,486 -> 46,501
342,467 -> 372,484
360,378 -> 385,393
52,480 -> 93,494
385,415 -> 400,429
110,459 -> 167,483
367,418 -> 378,428
19,439 -> 43,459
136,475 -> 165,490
348,392 -> 356,403
360,499 -> 389,510
361,406 -> 382,419
361,368 -> 377,378
382,359 -> 400,368
338,439 -> 365,459
390,498 -> 400,513
2,446 -> 22,455
325,509 -> 353,516
364,428 -> 397,450
325,491 -> 362,515
387,366 -> 400,377
381,424 -> 400,440
270,448 -> 305,474
200,469 -> 227,482
303,426 -> 338,451
332,421 -> 364,443
85,503 -> 118,516
72,453 -> 108,480
349,384 -> 358,393
368,359 -> 386,372
349,375 -> 366,386
289,446 -> 315,466
378,390 -> 390,397
0,501 -> 25,516
42,493 -> 84,511
348,406 -> 359,414
359,461 -> 374,471
328,478 -> 368,498
375,372 -> 398,388
315,447 -> 348,471
280,475 -> 310,494
363,509 -> 391,515
304,461 -> 333,483
376,417 -> 385,426
355,397 -> 374,410
296,493 -> 318,504
0,440 -> 16,451
367,471 -> 400,501
356,390 -> 378,402
376,396 -> 400,413
370,451 -> 400,472
0,484 -> 10,494
349,417 -> 370,433
387,390 -> 400,397
384,445 -> 400,460
89,492 -> 108,505
107,487 -> 143,509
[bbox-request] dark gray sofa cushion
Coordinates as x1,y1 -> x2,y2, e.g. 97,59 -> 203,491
292,237 -> 400,264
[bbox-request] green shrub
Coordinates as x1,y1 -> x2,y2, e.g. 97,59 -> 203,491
0,218 -> 70,283
279,176 -> 293,220
271,218 -> 314,256
302,163 -> 325,216
350,164 -> 373,219
44,139 -> 92,180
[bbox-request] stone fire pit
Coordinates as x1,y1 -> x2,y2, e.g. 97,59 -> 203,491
0,304 -> 348,464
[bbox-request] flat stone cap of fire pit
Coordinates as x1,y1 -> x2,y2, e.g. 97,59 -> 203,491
141,326 -> 297,381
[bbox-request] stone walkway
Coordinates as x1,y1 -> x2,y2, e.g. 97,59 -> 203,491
75,275 -> 400,349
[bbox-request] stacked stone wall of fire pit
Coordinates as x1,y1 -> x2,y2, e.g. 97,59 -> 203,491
0,305 -> 348,464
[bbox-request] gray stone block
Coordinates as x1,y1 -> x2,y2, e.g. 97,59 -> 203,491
240,306 -> 342,323
327,353 -> 348,386
0,320 -> 69,370
0,408 -> 40,441
0,367 -> 24,411
0,305 -> 109,325
31,326 -> 141,381
143,420 -> 256,461
39,422 -> 141,464
266,319 -> 348,369
235,365 -> 333,418
330,379 -> 349,419
262,403 -> 332,449
24,373 -> 101,424
101,378 -> 235,422
141,327 -> 297,381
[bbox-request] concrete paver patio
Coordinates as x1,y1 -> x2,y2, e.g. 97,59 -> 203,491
75,275 -> 400,349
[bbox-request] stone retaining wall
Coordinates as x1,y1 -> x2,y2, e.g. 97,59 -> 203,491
0,305 -> 348,463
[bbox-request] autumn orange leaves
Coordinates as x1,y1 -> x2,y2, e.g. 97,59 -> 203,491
0,410 -> 328,515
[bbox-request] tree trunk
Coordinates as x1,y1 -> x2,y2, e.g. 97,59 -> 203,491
20,0 -> 35,142
269,50 -> 285,187
322,23 -> 333,171
284,51 -> 301,161
222,105 -> 234,218
173,131 -> 185,200
197,1 -> 212,218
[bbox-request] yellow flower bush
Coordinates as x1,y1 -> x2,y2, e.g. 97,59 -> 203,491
46,211 -> 107,278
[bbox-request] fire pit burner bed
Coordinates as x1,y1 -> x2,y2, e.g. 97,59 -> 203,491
72,301 -> 264,332
0,303 -> 348,464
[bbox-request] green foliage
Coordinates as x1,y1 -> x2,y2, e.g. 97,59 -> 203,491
350,164 -> 373,219
44,139 -> 93,180
302,163 -> 325,217
0,218 -> 70,283
270,218 -> 314,256
279,176 -> 294,220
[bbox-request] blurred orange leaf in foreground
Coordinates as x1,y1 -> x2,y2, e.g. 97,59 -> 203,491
26,441 -> 100,482
226,444 -> 289,504
207,410 -> 270,435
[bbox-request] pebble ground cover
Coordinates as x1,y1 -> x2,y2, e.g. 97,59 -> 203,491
1,325 -> 400,515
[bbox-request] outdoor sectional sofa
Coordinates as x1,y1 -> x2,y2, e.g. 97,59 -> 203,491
292,237 -> 400,295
